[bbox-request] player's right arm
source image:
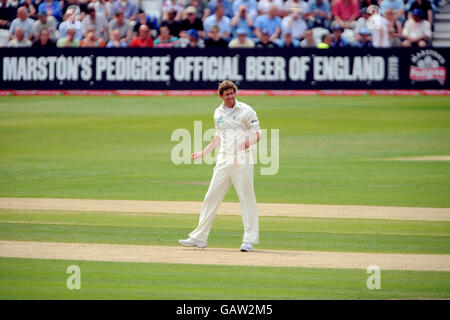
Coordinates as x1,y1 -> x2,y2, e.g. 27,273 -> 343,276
191,135 -> 221,160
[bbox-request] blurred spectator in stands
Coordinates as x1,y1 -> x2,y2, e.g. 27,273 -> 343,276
58,5 -> 82,41
354,7 -> 370,42
153,21 -> 179,47
383,7 -> 402,46
204,5 -> 231,39
304,0 -> 331,29
275,30 -> 300,47
331,0 -> 359,29
185,0 -> 210,21
32,27 -> 56,46
61,0 -> 85,16
9,6 -> 33,39
160,8 -> 180,37
38,0 -> 62,21
254,5 -> 281,43
228,27 -> 255,47
178,28 -> 205,47
281,4 -> 306,40
407,0 -> 433,25
80,26 -> 106,46
94,0 -> 113,20
402,8 -> 431,47
380,0 -> 405,22
205,25 -> 228,47
57,26 -> 80,46
0,0 -> 17,31
367,4 -> 390,47
106,28 -> 128,46
283,0 -> 308,17
359,0 -> 378,10
8,25 -> 30,45
162,0 -> 184,21
108,10 -> 131,43
111,0 -> 137,21
33,10 -> 56,40
180,6 -> 203,38
258,0 -> 284,15
130,24 -> 153,47
232,0 -> 257,20
352,28 -> 372,47
209,0 -> 233,18
21,0 -> 36,19
81,5 -> 108,40
300,28 -> 316,47
330,22 -> 350,47
255,28 -> 277,48
231,4 -> 254,39
133,9 -> 158,38
317,32 -> 331,48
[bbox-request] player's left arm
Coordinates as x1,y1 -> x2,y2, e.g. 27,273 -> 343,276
239,108 -> 262,151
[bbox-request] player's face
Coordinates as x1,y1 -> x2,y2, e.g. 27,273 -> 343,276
220,89 -> 236,107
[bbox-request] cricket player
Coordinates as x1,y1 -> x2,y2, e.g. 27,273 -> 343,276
179,80 -> 262,252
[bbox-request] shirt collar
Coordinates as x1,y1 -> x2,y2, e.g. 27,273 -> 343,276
221,99 -> 240,112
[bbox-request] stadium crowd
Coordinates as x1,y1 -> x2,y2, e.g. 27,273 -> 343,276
0,0 -> 441,48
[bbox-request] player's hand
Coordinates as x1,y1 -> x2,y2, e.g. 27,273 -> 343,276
238,141 -> 249,151
191,152 -> 203,160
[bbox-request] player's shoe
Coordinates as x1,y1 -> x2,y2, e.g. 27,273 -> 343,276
178,237 -> 207,249
240,242 -> 253,252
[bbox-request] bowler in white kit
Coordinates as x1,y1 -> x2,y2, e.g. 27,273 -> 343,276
179,80 -> 262,252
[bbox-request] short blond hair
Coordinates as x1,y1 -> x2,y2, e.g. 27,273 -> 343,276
218,80 -> 237,96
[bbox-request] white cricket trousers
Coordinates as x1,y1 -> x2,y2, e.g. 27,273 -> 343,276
189,160 -> 259,245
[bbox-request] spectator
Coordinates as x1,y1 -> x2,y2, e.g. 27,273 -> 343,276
81,5 -> 108,40
33,10 -> 56,40
38,0 -> 62,21
383,7 -> 402,47
300,28 -> 316,47
407,0 -> 433,25
331,0 -> 359,29
58,5 -> 83,41
283,0 -> 308,16
106,28 -> 128,47
178,28 -> 205,48
352,28 -> 372,47
330,23 -> 350,47
108,10 -> 131,43
317,33 -> 331,48
275,30 -> 300,48
205,25 -> 228,47
9,6 -> 33,40
56,27 -> 80,47
32,27 -> 56,47
359,0 -> 378,10
160,8 -> 181,37
281,4 -> 307,40
367,4 -> 390,47
153,21 -> 179,47
380,0 -> 405,22
231,4 -> 254,39
8,25 -> 31,46
255,28 -> 277,48
80,26 -> 106,47
203,5 -> 231,39
162,0 -> 184,21
129,24 -> 153,47
94,0 -> 113,20
61,0 -> 85,16
22,0 -> 36,19
209,0 -> 233,18
228,27 -> 255,47
354,7 -> 370,42
402,8 -> 431,47
254,5 -> 281,42
180,6 -> 203,38
232,0 -> 257,20
304,0 -> 331,29
133,9 -> 158,38
184,0 -> 210,21
0,0 -> 17,31
111,0 -> 137,21
258,0 -> 284,15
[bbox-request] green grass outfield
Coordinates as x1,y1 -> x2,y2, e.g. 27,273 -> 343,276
0,95 -> 449,207
0,95 -> 449,299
